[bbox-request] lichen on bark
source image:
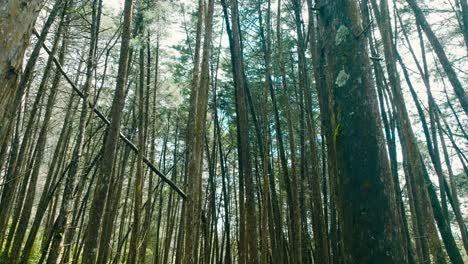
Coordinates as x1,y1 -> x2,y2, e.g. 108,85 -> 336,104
335,69 -> 349,87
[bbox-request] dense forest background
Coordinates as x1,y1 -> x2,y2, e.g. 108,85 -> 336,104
0,0 -> 467,263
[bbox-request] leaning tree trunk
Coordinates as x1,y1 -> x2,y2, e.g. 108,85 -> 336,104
371,1 -> 462,262
81,0 -> 134,262
46,0 -> 102,262
406,0 -> 468,115
0,0 -> 62,240
0,0 -> 43,148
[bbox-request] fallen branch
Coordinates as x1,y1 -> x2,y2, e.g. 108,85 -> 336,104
33,28 -> 187,199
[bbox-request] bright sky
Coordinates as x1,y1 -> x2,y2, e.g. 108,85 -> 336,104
105,0 -> 124,9
103,0 -> 185,49
100,0 -> 466,177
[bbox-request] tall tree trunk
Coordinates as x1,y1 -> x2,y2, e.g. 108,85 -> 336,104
20,47 -> 82,263
128,13 -> 147,264
316,0 -> 407,262
82,0 -> 134,262
306,1 -> 342,261
138,34 -> 155,264
178,0 -> 203,260
0,0 -> 43,148
371,1 -> 461,262
436,110 -> 468,255
406,0 -> 468,115
257,2 -> 273,263
46,1 -> 102,262
183,0 -> 214,262
460,0 -> 468,53
228,0 -> 259,262
291,1 -> 330,263
0,0 -> 63,240
5,14 -> 66,261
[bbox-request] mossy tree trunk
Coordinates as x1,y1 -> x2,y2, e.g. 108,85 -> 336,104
316,0 -> 408,262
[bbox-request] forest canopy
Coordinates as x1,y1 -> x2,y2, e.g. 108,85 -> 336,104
0,0 -> 467,263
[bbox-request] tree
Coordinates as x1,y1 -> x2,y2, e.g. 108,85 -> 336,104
316,0 -> 408,262
82,0 -> 134,262
1,0 -> 466,263
0,0 -> 43,148
183,0 -> 215,262
406,0 -> 468,115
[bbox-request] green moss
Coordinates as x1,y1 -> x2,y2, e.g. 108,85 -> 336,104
333,123 -> 341,143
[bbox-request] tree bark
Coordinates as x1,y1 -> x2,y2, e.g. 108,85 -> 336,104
82,0 -> 134,262
316,0 -> 407,262
0,0 -> 43,148
183,0 -> 214,262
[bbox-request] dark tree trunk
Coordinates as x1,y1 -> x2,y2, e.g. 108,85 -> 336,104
316,0 -> 407,262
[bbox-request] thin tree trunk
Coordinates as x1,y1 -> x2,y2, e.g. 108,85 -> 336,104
82,0 -> 134,262
406,0 -> 468,115
370,1 -> 449,262
128,13 -> 147,264
46,1 -> 102,262
183,0 -> 214,262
